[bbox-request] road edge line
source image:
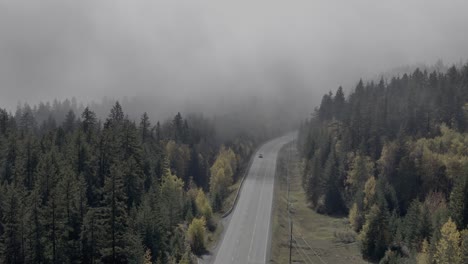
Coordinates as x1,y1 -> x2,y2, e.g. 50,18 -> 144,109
221,144 -> 260,218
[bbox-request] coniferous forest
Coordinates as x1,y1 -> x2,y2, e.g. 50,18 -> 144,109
0,101 -> 255,263
298,65 -> 468,263
2,2 -> 468,264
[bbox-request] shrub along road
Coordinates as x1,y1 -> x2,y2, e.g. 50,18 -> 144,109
211,133 -> 296,264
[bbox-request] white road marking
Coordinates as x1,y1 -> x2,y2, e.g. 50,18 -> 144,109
212,133 -> 296,264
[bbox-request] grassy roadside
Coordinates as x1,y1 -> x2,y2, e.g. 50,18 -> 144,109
206,143 -> 259,249
205,180 -> 241,248
270,143 -> 367,264
221,180 -> 243,215
205,159 -> 249,253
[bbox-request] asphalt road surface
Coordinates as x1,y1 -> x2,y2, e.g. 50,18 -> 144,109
213,133 -> 296,264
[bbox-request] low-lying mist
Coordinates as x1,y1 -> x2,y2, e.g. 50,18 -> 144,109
1,0 -> 468,136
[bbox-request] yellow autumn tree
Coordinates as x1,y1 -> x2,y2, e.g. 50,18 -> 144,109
209,146 -> 238,209
416,239 -> 431,264
434,218 -> 462,264
160,170 -> 185,227
179,244 -> 192,264
363,176 -> 376,209
187,217 -> 207,255
346,154 -> 374,194
349,202 -> 363,232
195,188 -> 213,221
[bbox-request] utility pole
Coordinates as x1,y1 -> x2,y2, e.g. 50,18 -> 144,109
289,221 -> 293,264
287,142 -> 292,264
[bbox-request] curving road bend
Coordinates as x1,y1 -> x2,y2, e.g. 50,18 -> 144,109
213,133 -> 296,264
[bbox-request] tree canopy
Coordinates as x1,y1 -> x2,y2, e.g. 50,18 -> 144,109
0,101 -> 255,263
299,64 -> 468,262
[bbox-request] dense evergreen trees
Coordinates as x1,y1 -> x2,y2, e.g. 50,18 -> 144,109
0,101 -> 255,263
299,64 -> 468,262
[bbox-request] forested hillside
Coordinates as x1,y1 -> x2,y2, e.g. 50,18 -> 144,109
298,65 -> 468,263
0,101 -> 255,263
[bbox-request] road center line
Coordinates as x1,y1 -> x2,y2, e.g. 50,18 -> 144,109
247,155 -> 268,261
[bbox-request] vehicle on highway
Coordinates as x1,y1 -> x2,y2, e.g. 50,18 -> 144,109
258,153 -> 263,158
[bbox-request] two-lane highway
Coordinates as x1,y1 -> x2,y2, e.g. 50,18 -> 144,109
213,133 -> 296,264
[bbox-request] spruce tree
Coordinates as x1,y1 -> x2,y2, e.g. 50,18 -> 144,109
57,168 -> 88,262
63,110 -> 76,134
334,86 -> 346,120
25,189 -> 46,263
359,205 -> 390,261
449,173 -> 468,229
100,164 -> 129,263
139,112 -> 151,143
0,184 -> 25,263
81,107 -> 97,143
81,208 -> 106,264
136,181 -> 166,264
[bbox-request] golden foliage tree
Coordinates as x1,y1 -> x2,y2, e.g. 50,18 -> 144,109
349,202 -> 363,232
363,176 -> 376,209
416,239 -> 431,264
186,217 -> 206,255
195,189 -> 212,221
346,154 -> 374,195
434,218 -> 462,264
160,170 -> 185,228
209,146 -> 237,209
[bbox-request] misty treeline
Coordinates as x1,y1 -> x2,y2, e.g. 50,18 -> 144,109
298,64 -> 468,263
0,101 -> 256,263
9,95 -> 293,145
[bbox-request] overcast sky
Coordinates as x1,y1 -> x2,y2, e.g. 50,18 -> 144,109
1,0 -> 468,115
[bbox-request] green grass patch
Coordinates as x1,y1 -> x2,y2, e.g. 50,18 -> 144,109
270,143 -> 367,264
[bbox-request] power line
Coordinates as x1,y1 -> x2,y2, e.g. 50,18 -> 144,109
292,229 -> 327,264
291,236 -> 314,264
292,234 -> 317,264
286,140 -> 327,264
